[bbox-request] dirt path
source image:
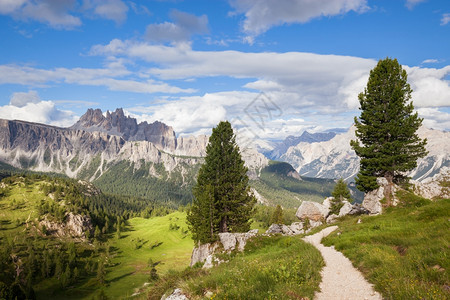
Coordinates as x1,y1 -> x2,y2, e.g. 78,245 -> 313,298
303,226 -> 382,300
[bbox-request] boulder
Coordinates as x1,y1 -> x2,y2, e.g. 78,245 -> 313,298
295,201 -> 329,221
326,214 -> 339,224
219,229 -> 258,252
190,229 -> 258,267
348,203 -> 369,215
190,243 -> 219,267
338,201 -> 353,217
162,288 -> 188,300
362,177 -> 400,215
309,219 -> 323,229
322,197 -> 333,210
288,222 -> 304,235
265,224 -> 293,235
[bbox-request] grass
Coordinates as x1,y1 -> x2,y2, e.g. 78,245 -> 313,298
322,192 -> 450,300
103,212 -> 194,299
147,235 -> 324,300
0,175 -> 194,299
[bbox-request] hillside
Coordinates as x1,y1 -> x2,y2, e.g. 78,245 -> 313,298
0,173 -> 186,299
144,191 -> 449,300
250,161 -> 363,208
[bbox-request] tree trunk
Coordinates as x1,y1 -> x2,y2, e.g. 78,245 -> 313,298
220,212 -> 228,233
384,172 -> 394,206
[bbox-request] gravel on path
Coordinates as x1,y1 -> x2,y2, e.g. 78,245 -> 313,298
303,226 -> 382,300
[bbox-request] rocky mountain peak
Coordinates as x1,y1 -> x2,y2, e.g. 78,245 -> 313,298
71,108 -> 177,150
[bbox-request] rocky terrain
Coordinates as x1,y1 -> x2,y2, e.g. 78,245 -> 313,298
280,126 -> 449,182
0,109 -> 269,185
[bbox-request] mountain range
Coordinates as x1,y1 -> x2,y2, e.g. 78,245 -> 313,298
0,108 -> 447,206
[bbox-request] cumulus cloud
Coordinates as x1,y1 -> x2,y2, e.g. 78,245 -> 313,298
10,90 -> 41,107
441,13 -> 450,26
84,0 -> 128,24
417,108 -> 450,131
2,0 -> 82,28
229,0 -> 368,39
90,39 -> 450,135
405,66 -> 450,108
0,92 -> 78,127
0,64 -> 195,94
0,0 -> 129,28
145,10 -> 208,43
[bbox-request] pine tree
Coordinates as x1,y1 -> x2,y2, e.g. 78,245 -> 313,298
350,58 -> 427,202
187,121 -> 256,244
270,205 -> 284,224
330,178 -> 352,215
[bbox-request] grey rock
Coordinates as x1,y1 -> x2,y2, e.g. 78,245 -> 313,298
191,229 -> 258,267
296,201 -> 329,221
322,197 -> 333,211
362,177 -> 401,215
309,219 -> 323,229
162,288 -> 188,300
288,222 -> 304,235
326,214 -> 339,224
39,212 -> 93,239
190,243 -> 219,267
338,201 -> 353,217
348,203 -> 369,215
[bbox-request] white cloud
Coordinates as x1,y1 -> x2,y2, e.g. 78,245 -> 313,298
405,66 -> 450,108
145,10 -> 208,43
0,98 -> 78,127
91,39 -> 450,119
0,64 -> 195,94
10,90 -> 40,107
229,0 -> 368,38
11,0 -> 82,28
405,0 -> 426,10
0,0 -> 27,14
441,13 -> 450,26
421,59 -> 440,64
83,0 -> 128,24
0,0 -> 130,28
417,108 -> 450,131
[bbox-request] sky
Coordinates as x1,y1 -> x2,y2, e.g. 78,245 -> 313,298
0,0 -> 449,145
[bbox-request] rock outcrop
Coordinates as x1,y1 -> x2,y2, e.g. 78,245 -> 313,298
295,201 -> 329,222
265,222 -> 305,235
362,177 -> 400,215
412,167 -> 449,199
281,126 -> 450,183
162,288 -> 189,300
190,229 -> 258,268
40,212 -> 93,239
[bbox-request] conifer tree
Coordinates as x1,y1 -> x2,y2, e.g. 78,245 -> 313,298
187,121 -> 256,244
330,178 -> 352,215
270,205 -> 284,224
350,58 -> 427,201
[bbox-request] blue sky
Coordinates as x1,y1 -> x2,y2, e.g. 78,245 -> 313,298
0,0 -> 449,143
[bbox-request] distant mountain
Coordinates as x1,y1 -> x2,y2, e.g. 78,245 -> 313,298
265,131 -> 336,159
0,109 -> 272,205
280,126 -> 450,182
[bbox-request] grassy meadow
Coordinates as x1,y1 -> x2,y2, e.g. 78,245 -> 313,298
323,193 -> 450,300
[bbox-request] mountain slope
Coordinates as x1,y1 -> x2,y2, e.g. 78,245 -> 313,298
281,126 -> 450,182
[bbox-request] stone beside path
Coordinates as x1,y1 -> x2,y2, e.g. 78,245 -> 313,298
303,226 -> 382,300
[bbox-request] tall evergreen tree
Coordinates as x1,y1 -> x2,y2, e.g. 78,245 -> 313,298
350,58 -> 427,202
270,205 -> 284,225
330,178 -> 352,215
187,121 -> 256,244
